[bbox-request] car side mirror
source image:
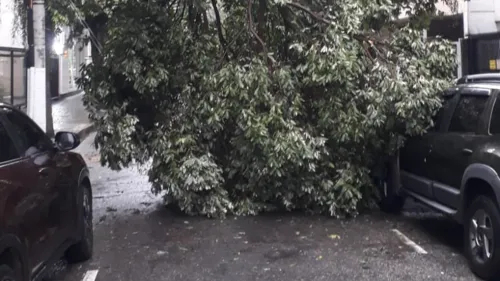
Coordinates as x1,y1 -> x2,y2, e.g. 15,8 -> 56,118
54,131 -> 81,151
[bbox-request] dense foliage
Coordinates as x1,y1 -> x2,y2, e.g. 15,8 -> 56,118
61,0 -> 456,217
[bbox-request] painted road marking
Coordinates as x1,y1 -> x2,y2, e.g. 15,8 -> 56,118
392,229 -> 428,254
82,270 -> 99,281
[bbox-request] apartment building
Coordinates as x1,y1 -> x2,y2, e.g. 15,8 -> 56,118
460,0 -> 500,75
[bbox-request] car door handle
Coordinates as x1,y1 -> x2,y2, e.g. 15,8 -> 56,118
38,167 -> 50,177
462,148 -> 473,155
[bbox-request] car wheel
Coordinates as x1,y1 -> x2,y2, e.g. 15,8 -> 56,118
0,265 -> 18,281
66,183 -> 93,263
464,195 -> 500,280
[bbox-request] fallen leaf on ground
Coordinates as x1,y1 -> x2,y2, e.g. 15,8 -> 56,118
328,234 -> 340,239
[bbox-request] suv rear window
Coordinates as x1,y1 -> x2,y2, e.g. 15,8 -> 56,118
448,95 -> 488,133
490,98 -> 500,134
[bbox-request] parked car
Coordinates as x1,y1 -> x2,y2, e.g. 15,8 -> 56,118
0,104 -> 93,281
376,73 -> 500,280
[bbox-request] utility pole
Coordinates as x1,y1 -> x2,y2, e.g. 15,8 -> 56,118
45,9 -> 54,137
27,0 -> 49,134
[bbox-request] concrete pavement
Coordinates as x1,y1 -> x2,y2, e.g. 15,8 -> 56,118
42,133 -> 482,281
52,92 -> 94,140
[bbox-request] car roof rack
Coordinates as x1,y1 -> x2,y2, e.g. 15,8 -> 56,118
456,73 -> 500,84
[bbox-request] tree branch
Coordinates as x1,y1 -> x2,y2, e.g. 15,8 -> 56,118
257,0 -> 267,44
285,2 -> 330,25
211,0 -> 229,54
247,0 -> 273,72
285,1 -> 392,50
166,0 -> 179,12
218,28 -> 245,67
202,11 -> 209,31
173,0 -> 187,22
278,6 -> 291,61
247,0 -> 267,53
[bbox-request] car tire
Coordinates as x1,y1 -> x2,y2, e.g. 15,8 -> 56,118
464,195 -> 500,280
0,265 -> 18,281
66,183 -> 93,263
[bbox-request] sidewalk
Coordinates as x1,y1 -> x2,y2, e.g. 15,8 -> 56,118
52,92 -> 95,140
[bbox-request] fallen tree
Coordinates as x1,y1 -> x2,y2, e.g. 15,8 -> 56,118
62,0 -> 456,217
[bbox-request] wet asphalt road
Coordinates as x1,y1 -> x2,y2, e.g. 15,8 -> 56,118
52,133 -> 481,281
52,93 -> 91,133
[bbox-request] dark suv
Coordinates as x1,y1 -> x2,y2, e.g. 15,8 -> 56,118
377,73 -> 500,280
0,105 -> 93,281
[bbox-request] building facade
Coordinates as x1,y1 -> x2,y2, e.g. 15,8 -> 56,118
54,26 -> 92,96
460,0 -> 500,75
0,0 -> 91,107
0,0 -> 27,106
466,0 -> 500,35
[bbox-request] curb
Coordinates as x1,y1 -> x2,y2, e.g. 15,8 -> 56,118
76,124 -> 96,141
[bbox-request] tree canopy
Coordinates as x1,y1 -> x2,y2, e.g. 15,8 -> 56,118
47,0 -> 457,217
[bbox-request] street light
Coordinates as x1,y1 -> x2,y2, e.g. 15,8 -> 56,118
52,31 -> 64,98
52,41 -> 63,56
52,32 -> 64,56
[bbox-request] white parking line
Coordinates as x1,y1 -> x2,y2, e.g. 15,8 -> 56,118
392,229 -> 428,254
82,270 -> 99,281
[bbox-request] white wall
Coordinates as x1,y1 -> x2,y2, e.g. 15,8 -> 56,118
467,0 -> 500,35
398,0 -> 463,19
0,0 -> 25,49
436,0 -> 464,15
